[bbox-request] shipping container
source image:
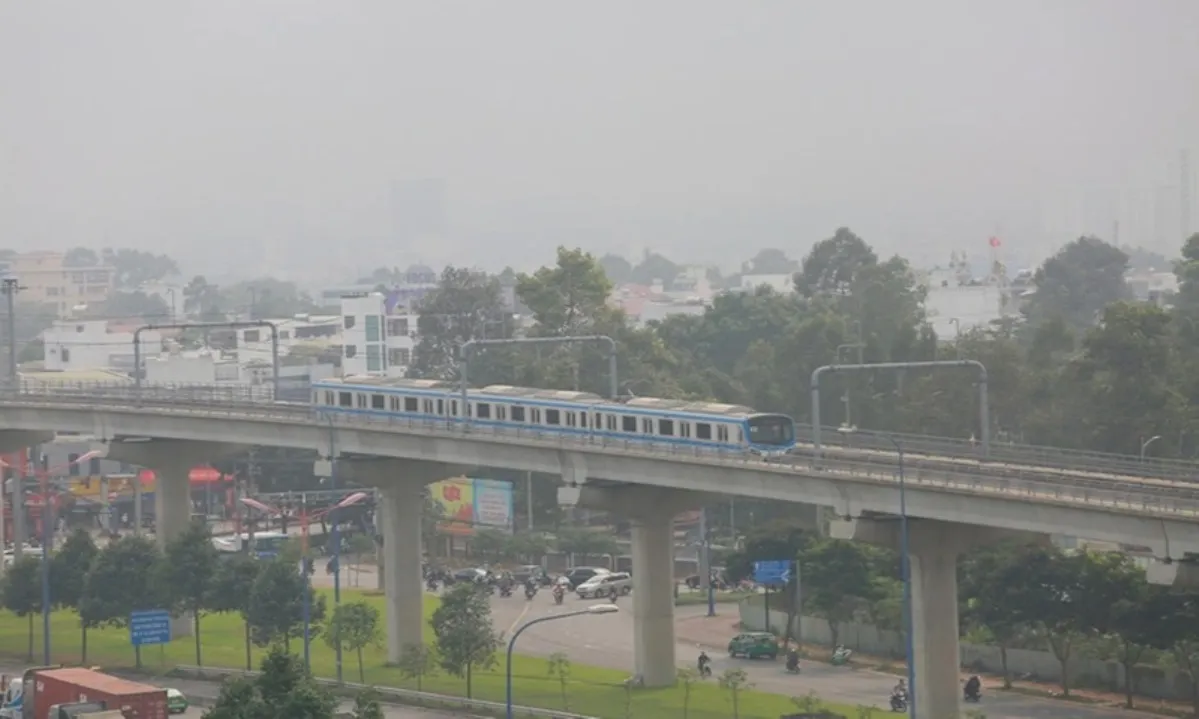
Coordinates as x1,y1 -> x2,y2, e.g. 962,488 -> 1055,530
22,668 -> 167,719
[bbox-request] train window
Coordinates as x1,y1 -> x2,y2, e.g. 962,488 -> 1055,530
545,409 -> 561,425
734,427 -> 742,443
496,405 -> 507,421
578,413 -> 588,428
451,400 -> 458,415
423,399 -> 434,413
405,397 -> 419,412
389,397 -> 401,411
356,393 -> 368,409
531,408 -> 542,423
680,422 -> 691,438
512,406 -> 526,422
658,419 -> 675,436
642,418 -> 653,434
565,412 -> 576,428
607,415 -> 618,431
312,392 -> 319,404
371,394 -> 385,410
717,426 -> 729,442
437,399 -> 445,415
695,423 -> 712,440
476,403 -> 492,419
338,392 -> 353,408
594,412 -> 603,428
621,415 -> 637,432
325,391 -> 335,405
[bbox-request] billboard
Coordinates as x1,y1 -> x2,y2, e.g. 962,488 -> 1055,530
428,477 -> 514,536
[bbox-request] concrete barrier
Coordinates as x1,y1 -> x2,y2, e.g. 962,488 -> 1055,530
170,665 -> 599,719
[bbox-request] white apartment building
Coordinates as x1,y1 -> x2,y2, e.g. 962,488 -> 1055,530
340,293 -> 419,378
41,320 -> 162,372
737,273 -> 795,293
232,315 -> 341,365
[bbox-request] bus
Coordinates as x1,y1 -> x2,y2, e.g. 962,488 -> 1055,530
212,531 -> 289,559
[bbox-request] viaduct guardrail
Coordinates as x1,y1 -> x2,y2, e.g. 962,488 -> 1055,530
3,384 -> 1199,526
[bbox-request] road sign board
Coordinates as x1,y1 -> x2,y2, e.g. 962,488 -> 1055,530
130,609 -> 171,646
753,560 -> 791,586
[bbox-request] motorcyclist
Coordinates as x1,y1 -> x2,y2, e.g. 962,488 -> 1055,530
697,651 -> 711,677
785,648 -> 800,672
892,679 -> 907,699
964,674 -> 981,699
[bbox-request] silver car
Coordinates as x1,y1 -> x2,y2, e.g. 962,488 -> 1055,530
576,571 -> 633,598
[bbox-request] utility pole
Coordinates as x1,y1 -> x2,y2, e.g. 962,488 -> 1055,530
2,278 -> 24,386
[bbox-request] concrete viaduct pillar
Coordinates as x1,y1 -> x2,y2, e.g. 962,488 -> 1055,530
832,517 -> 1037,718
338,459 -> 462,664
581,484 -> 697,687
0,431 -> 55,556
104,440 -> 240,636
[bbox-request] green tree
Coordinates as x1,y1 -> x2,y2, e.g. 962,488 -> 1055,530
410,266 -> 510,380
247,557 -> 326,652
182,275 -> 224,321
800,539 -> 879,646
517,246 -> 613,336
1018,546 -> 1088,697
598,253 -> 633,284
722,520 -> 808,584
79,535 -> 164,666
796,227 -> 878,297
204,648 -> 339,719
470,529 -> 509,563
64,246 -> 100,267
1021,236 -> 1130,335
93,291 -> 170,320
50,528 -> 100,662
396,643 -> 438,691
1172,232 -> 1199,315
430,583 -> 502,698
157,520 -> 221,666
221,278 -> 318,320
677,666 -> 702,719
958,541 -> 1042,688
1,556 -> 43,660
209,553 -> 262,669
743,248 -> 798,276
546,652 -> 572,710
1092,590 -> 1176,708
718,667 -> 752,719
101,247 -> 180,288
350,690 -> 385,719
629,252 -> 682,287
324,600 -> 382,683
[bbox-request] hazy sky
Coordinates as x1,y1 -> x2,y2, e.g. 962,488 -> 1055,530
2,1 -> 1197,281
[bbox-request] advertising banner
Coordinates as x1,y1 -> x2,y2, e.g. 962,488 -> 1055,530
429,477 -> 514,536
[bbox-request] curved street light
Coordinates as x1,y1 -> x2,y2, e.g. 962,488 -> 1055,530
506,604 -> 618,719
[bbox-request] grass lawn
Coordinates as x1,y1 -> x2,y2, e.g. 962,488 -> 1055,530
0,589 -> 882,718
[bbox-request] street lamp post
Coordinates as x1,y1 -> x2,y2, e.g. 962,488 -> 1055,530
888,436 -> 916,718
1140,435 -> 1162,463
506,605 -> 618,719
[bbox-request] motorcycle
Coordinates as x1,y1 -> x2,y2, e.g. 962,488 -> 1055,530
889,691 -> 908,712
552,587 -> 565,605
697,653 -> 712,678
785,654 -> 800,674
525,586 -> 538,600
425,578 -> 438,592
831,647 -> 852,666
964,676 -> 982,703
498,584 -> 513,598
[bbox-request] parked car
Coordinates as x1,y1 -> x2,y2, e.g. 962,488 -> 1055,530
576,572 -> 633,599
452,567 -> 488,583
727,632 -> 778,660
513,565 -> 551,586
564,566 -> 609,590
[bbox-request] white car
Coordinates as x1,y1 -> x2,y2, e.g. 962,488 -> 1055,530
576,572 -> 633,599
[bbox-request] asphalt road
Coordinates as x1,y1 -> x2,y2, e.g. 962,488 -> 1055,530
484,592 -> 1144,719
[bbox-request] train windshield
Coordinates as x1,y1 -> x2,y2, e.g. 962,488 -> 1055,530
746,415 -> 795,446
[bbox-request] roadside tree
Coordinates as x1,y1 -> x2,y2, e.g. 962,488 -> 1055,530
324,600 -> 382,683
79,535 -> 164,665
50,528 -> 99,662
1,556 -> 43,660
209,553 -> 262,670
396,643 -> 437,691
430,583 -> 501,698
156,520 -> 221,666
247,557 -> 326,652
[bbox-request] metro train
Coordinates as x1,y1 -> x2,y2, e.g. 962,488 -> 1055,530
310,377 -> 798,454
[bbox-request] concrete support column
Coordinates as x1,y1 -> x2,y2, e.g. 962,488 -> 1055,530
104,440 -> 240,638
580,484 -> 698,687
909,538 -> 961,716
339,459 -> 462,663
831,516 -> 1040,719
380,481 -> 424,662
630,511 -> 677,687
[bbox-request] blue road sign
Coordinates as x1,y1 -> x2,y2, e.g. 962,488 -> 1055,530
130,609 -> 172,647
753,560 -> 792,586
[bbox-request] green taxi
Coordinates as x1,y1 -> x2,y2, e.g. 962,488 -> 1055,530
727,631 -> 778,660
166,688 -> 189,714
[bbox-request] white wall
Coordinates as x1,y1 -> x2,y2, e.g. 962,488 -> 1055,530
339,294 -> 418,378
739,274 -> 794,293
42,320 -> 161,372
143,353 -> 238,384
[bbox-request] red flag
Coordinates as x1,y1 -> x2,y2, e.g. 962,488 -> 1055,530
988,236 -> 1001,248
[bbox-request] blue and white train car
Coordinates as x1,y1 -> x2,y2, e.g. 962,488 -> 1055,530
311,376 -> 797,454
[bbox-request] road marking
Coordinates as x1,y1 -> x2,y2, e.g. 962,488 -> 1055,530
507,598 -> 532,635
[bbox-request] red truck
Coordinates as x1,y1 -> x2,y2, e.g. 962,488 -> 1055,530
19,668 -> 167,719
